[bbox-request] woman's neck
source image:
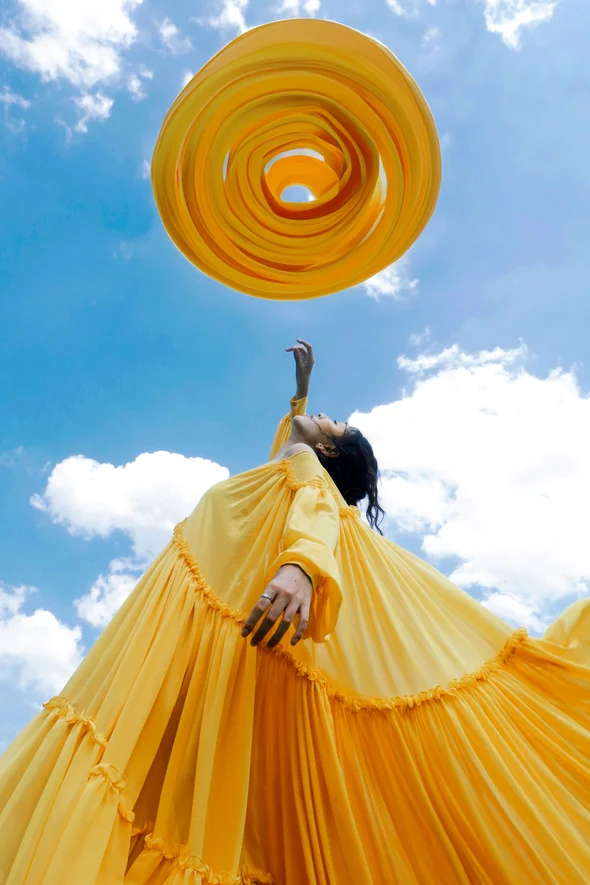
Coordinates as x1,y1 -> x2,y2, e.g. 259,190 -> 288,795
270,436 -> 315,463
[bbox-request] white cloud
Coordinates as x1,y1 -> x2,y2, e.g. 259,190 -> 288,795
0,86 -> 30,108
0,0 -> 142,88
421,25 -> 441,48
386,0 -> 434,15
33,450 -> 229,630
0,583 -> 84,696
408,326 -> 432,347
181,70 -> 194,89
481,591 -> 548,632
158,17 -> 192,54
397,341 -> 525,373
274,0 -> 321,16
387,0 -> 410,13
362,259 -> 419,300
73,92 -> 113,133
420,28 -> 440,49
482,0 -> 558,49
127,73 -> 146,101
141,158 -> 151,179
198,0 -> 249,34
351,343 -> 590,631
0,85 -> 31,132
74,558 -> 143,627
31,450 -> 229,560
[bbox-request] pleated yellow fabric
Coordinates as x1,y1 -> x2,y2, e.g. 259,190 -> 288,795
151,19 -> 441,300
1,399 -> 589,884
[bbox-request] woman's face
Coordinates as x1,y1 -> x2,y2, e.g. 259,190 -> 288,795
292,413 -> 348,451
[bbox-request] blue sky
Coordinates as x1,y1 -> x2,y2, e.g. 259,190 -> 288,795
1,0 -> 590,747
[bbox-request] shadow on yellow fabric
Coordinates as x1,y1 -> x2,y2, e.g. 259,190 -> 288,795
0,398 -> 589,884
151,19 -> 441,300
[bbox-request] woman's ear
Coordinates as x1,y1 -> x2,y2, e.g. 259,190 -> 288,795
316,442 -> 339,459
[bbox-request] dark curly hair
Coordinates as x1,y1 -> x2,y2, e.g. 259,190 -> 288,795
317,427 -> 385,533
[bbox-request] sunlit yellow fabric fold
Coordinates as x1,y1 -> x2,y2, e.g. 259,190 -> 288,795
151,19 -> 441,300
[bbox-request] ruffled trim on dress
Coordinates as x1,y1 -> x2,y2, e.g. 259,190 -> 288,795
43,695 -> 108,747
89,762 -> 135,822
279,459 -> 363,519
278,458 -> 327,491
129,831 -> 275,884
172,520 -> 528,714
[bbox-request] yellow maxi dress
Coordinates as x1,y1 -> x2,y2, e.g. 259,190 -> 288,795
1,397 -> 589,885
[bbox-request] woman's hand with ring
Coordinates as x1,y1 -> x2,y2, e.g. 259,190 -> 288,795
241,564 -> 312,648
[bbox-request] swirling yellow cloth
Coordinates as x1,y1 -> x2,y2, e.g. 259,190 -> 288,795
151,19 -> 441,300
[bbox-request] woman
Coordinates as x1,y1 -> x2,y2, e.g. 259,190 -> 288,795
0,341 -> 589,885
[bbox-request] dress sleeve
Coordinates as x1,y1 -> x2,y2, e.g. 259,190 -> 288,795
265,482 -> 342,642
269,395 -> 308,460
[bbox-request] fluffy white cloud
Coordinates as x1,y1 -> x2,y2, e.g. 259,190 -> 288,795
0,583 -> 84,696
32,450 -> 228,629
31,450 -> 229,560
73,92 -> 113,133
158,17 -> 192,54
352,342 -> 590,632
0,0 -> 142,88
482,0 -> 558,49
362,259 -> 419,300
74,557 -> 143,627
198,0 -> 249,34
481,591 -> 548,633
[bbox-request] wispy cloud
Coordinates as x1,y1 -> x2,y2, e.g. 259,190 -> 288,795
73,92 -> 114,134
196,0 -> 249,34
158,17 -> 193,54
273,0 -> 321,17
0,85 -> 31,132
482,0 -> 558,49
362,259 -> 419,300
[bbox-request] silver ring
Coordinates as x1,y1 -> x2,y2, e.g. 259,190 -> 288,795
260,592 -> 273,601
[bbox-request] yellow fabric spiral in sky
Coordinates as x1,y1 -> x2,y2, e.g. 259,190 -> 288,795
151,19 -> 442,300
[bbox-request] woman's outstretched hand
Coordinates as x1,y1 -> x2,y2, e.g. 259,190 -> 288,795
241,564 -> 312,649
286,339 -> 314,400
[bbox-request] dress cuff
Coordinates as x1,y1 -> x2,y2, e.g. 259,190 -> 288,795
290,395 -> 308,417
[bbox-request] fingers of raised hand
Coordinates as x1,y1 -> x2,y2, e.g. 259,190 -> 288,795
266,599 -> 300,649
249,592 -> 289,647
241,593 -> 274,639
289,598 -> 310,646
296,339 -> 313,356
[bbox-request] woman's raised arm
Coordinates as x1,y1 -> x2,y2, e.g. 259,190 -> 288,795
269,339 -> 315,459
